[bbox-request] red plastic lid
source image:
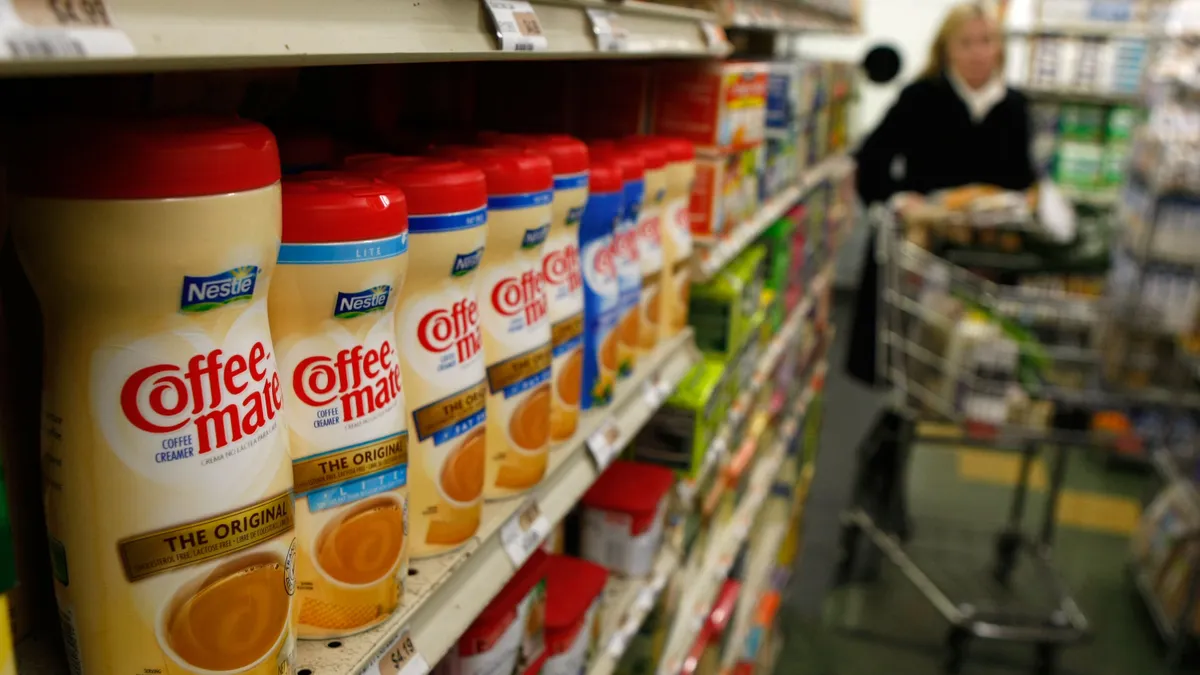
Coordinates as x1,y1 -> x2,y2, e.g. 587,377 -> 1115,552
12,116 -> 280,200
436,146 -> 553,196
544,555 -> 608,631
582,460 -> 675,515
374,158 -> 487,216
282,172 -> 407,244
589,143 -> 645,183
588,158 -> 623,195
520,135 -> 589,176
620,137 -> 667,171
654,136 -> 696,163
460,550 -> 549,651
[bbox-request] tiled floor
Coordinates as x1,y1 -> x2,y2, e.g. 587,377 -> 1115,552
774,291 -> 1174,675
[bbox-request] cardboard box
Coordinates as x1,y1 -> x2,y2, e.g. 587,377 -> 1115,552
689,144 -> 764,241
652,61 -> 768,152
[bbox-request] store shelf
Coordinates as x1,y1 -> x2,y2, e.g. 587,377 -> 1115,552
723,0 -> 858,32
1006,22 -> 1154,38
1021,86 -> 1142,106
589,548 -> 680,675
0,0 -> 725,77
659,366 -> 821,675
676,267 -> 828,504
285,329 -> 699,674
693,153 -> 852,283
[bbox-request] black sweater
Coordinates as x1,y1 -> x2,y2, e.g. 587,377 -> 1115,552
854,73 -> 1037,205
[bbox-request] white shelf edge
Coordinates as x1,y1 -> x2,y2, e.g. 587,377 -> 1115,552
297,328 -> 700,675
0,0 -> 720,77
1021,86 -> 1142,106
658,365 -> 822,675
588,548 -> 681,675
693,153 -> 852,284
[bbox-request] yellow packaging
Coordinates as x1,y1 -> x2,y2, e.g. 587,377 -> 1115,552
455,149 -> 555,500
271,175 -> 411,638
626,142 -> 668,354
381,159 -> 489,558
11,118 -> 295,675
0,595 -> 13,675
660,142 -> 697,336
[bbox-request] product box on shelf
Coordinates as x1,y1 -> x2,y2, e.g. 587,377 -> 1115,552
690,245 -> 768,357
544,556 -> 609,674
632,359 -> 732,479
690,144 -> 764,242
445,551 -> 549,675
580,460 -> 674,577
652,61 -> 768,153
762,137 -> 799,201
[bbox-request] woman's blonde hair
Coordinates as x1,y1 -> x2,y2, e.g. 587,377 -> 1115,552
920,1 -> 1005,80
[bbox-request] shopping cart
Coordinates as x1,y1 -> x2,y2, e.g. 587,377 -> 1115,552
837,203 -> 1130,675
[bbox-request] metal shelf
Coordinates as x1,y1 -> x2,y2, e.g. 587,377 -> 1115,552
693,153 -> 852,283
290,329 -> 698,674
1006,22 -> 1154,38
0,0 -> 725,77
658,365 -> 821,675
1021,86 -> 1142,106
588,548 -> 680,675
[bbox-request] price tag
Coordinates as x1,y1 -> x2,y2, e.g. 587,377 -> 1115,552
699,20 -> 727,53
0,0 -> 134,59
368,629 -> 430,675
586,417 -> 622,470
500,499 -> 551,566
642,375 -> 665,408
482,0 -> 547,52
585,8 -> 629,52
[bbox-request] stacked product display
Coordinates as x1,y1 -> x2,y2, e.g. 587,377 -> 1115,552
0,11 -> 856,674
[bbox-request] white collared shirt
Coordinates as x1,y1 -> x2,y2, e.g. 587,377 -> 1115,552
947,69 -> 1007,123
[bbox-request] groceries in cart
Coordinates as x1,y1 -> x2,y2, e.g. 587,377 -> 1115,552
896,181 -> 1076,254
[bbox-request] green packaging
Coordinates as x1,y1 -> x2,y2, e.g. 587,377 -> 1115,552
689,245 -> 768,357
633,358 -> 732,479
1106,106 -> 1139,142
1059,104 -> 1105,142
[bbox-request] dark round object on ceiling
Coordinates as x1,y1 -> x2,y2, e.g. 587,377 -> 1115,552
863,44 -> 903,84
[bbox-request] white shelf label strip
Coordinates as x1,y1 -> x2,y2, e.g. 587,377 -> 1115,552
586,416 -> 622,470
0,0 -> 133,59
585,8 -> 629,52
482,0 -> 547,52
368,630 -> 430,675
500,498 -> 551,566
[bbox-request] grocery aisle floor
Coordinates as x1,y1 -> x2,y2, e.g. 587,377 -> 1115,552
774,287 -> 1171,674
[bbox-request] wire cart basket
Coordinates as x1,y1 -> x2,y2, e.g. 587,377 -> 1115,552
837,202 -> 1151,675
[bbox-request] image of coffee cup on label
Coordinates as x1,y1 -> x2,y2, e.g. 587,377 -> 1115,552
639,285 -> 660,349
426,427 -> 485,547
551,350 -> 582,442
673,273 -> 690,333
498,384 -> 551,490
157,550 -> 294,675
617,309 -> 638,374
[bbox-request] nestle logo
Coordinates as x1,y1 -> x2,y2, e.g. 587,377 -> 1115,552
334,285 -> 392,319
522,225 -> 550,249
180,266 -> 259,313
451,248 -> 485,277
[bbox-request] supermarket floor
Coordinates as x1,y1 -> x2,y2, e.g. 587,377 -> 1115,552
774,288 -> 1168,675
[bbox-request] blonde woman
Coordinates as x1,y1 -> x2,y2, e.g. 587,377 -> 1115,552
854,0 -> 1035,208
847,0 -> 1035,385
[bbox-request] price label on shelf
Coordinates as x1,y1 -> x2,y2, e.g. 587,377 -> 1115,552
585,8 -> 629,52
482,0 -> 547,52
641,373 -> 665,409
368,629 -> 430,675
586,416 -> 622,470
698,20 -> 727,53
500,498 -> 551,566
0,0 -> 134,59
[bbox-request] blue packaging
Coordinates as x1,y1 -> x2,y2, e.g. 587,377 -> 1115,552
579,166 -> 624,410
614,174 -> 645,379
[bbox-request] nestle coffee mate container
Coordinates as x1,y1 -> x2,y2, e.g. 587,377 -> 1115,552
590,144 -> 644,380
375,159 -> 488,558
10,118 -> 296,675
518,137 -> 588,446
443,148 -> 553,500
579,160 -> 624,410
658,138 -> 697,336
620,140 -> 668,354
271,173 -> 410,638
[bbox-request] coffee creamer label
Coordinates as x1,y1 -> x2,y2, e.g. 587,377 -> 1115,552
580,190 -> 622,410
412,381 -> 487,445
334,285 -> 392,319
453,249 -> 485,277
551,313 -> 584,357
180,265 -> 260,313
487,345 -> 553,398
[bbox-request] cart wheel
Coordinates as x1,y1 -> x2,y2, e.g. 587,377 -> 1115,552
943,627 -> 970,674
1035,643 -> 1057,675
992,531 -> 1022,586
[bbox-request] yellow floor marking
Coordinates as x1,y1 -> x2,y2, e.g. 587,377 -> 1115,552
955,448 -> 1048,490
1055,491 -> 1140,536
919,422 -> 962,439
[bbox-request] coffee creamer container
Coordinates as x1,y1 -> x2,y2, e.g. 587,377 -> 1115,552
10,117 -> 296,675
443,148 -> 554,500
579,160 -> 624,410
519,136 -> 588,446
272,173 -> 410,638
658,138 -> 697,336
590,144 -> 644,380
620,140 -> 668,354
376,159 -> 488,558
